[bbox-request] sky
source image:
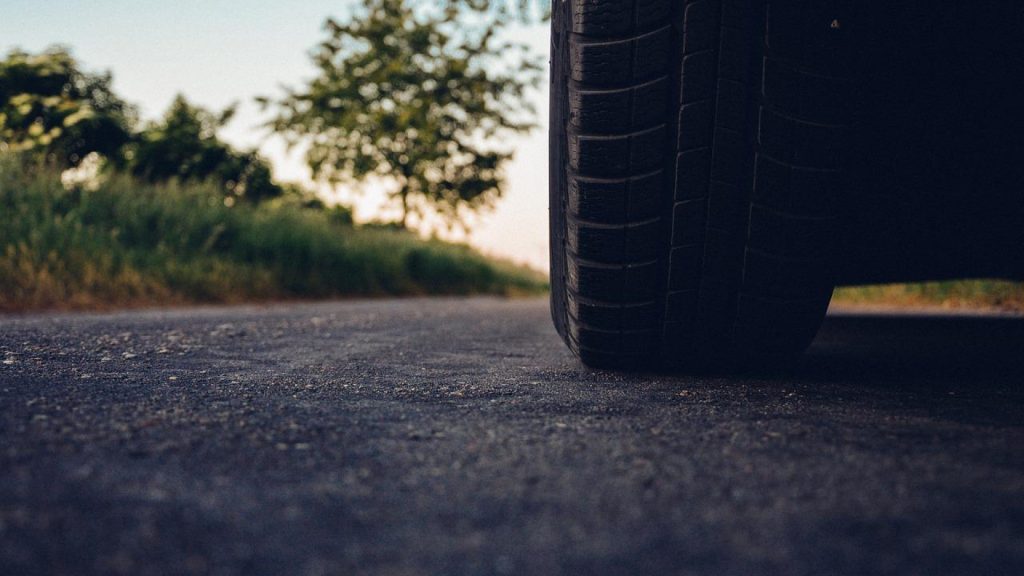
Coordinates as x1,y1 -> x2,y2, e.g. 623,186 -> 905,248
0,0 -> 552,270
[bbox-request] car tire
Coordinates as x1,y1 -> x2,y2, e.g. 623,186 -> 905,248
549,0 -> 852,369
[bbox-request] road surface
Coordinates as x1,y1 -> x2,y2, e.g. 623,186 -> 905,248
2,298 -> 1023,575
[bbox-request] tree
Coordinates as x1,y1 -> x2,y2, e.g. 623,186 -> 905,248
446,0 -> 550,22
119,95 -> 282,203
0,47 -> 135,168
262,0 -> 540,228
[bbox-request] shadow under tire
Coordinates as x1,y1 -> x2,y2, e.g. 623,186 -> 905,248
549,0 -> 852,370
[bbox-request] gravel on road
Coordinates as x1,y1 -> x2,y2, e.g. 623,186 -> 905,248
1,298 -> 1023,575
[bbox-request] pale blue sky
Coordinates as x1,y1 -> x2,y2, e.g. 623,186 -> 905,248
0,0 -> 551,269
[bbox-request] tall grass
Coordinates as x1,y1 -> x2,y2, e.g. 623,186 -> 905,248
0,157 -> 546,312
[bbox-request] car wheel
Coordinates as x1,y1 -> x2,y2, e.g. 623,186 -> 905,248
549,0 -> 852,369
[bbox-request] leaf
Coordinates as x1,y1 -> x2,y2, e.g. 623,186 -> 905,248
62,106 -> 95,127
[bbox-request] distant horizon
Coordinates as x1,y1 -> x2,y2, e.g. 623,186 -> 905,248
0,0 -> 551,271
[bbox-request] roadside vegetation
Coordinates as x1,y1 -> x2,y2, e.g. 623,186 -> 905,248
0,1 -> 546,313
833,282 -> 1024,312
0,158 -> 545,312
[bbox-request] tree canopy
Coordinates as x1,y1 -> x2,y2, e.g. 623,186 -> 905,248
262,0 -> 541,228
1,48 -> 283,203
118,95 -> 281,203
0,47 -> 135,168
447,0 -> 550,22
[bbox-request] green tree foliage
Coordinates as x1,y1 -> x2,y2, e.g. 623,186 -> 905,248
447,0 -> 550,22
262,0 -> 540,228
0,47 -> 135,168
119,95 -> 282,203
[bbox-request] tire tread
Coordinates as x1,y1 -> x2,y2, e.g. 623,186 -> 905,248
552,0 -> 848,368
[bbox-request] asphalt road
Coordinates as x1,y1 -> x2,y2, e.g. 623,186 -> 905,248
1,298 -> 1023,576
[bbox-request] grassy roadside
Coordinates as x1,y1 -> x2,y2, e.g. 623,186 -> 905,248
0,159 -> 546,313
833,281 -> 1024,312
6,157 -> 1020,315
